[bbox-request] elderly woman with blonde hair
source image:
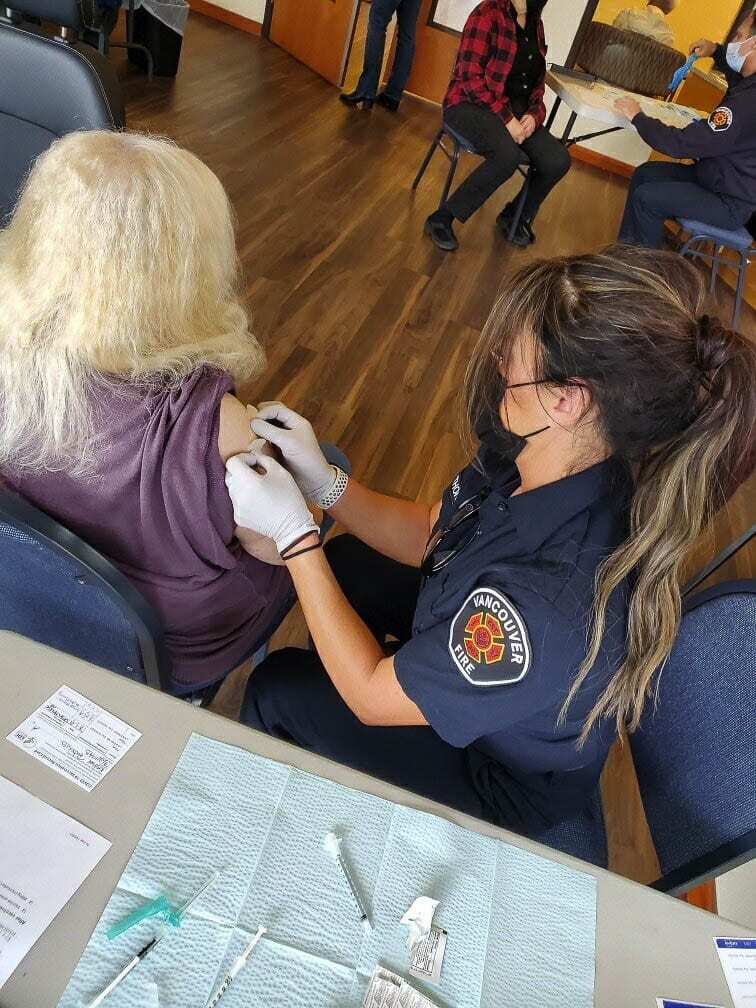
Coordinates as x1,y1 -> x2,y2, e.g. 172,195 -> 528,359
0,130 -> 290,695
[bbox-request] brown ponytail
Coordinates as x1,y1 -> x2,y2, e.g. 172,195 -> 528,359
463,245 -> 756,742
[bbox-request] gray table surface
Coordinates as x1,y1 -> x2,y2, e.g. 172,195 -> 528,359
1,632 -> 751,1008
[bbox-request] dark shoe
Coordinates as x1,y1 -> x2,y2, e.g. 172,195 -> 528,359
424,215 -> 459,251
496,205 -> 536,246
376,92 -> 400,112
339,90 -> 374,110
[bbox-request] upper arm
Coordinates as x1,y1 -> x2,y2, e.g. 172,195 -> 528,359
360,656 -> 428,727
429,500 -> 442,534
218,393 -> 255,464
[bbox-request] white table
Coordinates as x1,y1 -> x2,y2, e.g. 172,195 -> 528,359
1,632 -> 752,1007
545,67 -> 706,147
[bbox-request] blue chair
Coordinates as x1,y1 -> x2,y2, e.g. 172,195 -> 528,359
677,217 -> 754,331
632,578 -> 756,894
0,488 -> 172,690
411,122 -> 531,245
533,576 -> 756,893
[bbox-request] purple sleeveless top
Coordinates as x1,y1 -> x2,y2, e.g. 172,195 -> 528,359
2,367 -> 291,692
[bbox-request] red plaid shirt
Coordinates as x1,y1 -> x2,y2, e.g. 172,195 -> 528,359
444,1 -> 548,128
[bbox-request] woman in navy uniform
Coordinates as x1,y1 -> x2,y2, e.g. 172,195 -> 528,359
616,12 -> 756,248
225,245 -> 756,834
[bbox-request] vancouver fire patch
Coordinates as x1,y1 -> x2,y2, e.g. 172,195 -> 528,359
708,106 -> 733,132
448,587 -> 531,686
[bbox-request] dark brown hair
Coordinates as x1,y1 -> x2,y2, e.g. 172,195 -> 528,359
652,0 -> 677,17
463,244 -> 756,742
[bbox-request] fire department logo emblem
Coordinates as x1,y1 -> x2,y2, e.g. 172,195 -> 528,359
708,106 -> 733,132
449,587 -> 531,686
464,612 -> 506,664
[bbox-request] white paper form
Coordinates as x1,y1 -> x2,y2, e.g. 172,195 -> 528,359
715,938 -> 756,1008
0,776 -> 111,988
7,686 -> 141,791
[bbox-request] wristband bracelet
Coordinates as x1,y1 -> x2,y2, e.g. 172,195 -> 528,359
310,466 -> 349,510
279,529 -> 319,560
281,542 -> 322,562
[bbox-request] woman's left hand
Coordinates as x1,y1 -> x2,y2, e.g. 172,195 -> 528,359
520,114 -> 537,139
225,443 -> 319,555
615,97 -> 641,120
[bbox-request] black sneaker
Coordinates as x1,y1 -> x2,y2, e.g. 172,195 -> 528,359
424,215 -> 459,251
496,206 -> 536,246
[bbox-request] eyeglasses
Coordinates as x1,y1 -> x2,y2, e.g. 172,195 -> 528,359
420,493 -> 487,578
491,353 -> 577,392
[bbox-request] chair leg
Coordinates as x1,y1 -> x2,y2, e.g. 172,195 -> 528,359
439,141 -> 461,210
709,244 -> 722,295
733,252 -> 748,331
507,169 -> 530,243
412,129 -> 443,191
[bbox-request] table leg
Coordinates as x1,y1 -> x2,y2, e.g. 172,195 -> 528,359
545,95 -> 561,132
561,110 -> 577,145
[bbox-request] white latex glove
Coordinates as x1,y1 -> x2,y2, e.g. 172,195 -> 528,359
250,402 -> 335,502
225,443 -> 319,555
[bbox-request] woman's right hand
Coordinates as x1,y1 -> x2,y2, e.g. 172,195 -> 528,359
251,401 -> 334,502
689,38 -> 716,58
506,117 -> 526,145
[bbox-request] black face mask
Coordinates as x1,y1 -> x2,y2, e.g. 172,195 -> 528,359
475,376 -> 551,463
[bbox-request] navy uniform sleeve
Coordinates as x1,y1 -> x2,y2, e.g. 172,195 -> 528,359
394,579 -> 590,748
632,105 -> 746,160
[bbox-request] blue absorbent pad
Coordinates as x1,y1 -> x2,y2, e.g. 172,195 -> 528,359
58,733 -> 597,1008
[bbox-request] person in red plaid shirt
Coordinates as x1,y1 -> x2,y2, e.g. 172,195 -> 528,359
425,0 -> 571,251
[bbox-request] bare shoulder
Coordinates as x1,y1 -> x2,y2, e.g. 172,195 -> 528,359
218,393 -> 257,464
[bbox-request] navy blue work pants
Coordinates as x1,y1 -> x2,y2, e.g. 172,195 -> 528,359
355,0 -> 423,101
618,161 -> 742,248
241,535 -> 484,818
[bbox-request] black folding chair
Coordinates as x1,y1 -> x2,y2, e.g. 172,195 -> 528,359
412,122 -> 531,245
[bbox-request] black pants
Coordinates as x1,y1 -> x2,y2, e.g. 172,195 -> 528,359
618,161 -> 743,249
241,535 -> 485,819
444,102 -> 572,223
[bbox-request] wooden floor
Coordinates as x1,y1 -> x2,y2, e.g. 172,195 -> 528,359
116,14 -> 754,886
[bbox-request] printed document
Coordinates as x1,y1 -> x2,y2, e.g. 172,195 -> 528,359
0,776 -> 110,987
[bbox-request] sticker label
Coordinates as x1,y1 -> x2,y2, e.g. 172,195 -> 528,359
409,926 -> 447,985
448,587 -> 531,686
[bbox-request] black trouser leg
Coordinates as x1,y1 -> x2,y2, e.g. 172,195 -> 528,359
241,648 -> 483,816
443,103 -> 523,222
240,536 -> 484,818
323,534 -> 420,643
517,125 -> 572,220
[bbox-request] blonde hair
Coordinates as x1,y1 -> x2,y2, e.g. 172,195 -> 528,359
0,130 -> 264,474
463,245 -> 756,744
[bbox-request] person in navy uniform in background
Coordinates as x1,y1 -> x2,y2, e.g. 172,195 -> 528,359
224,246 -> 756,836
616,12 -> 756,248
424,0 -> 571,252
